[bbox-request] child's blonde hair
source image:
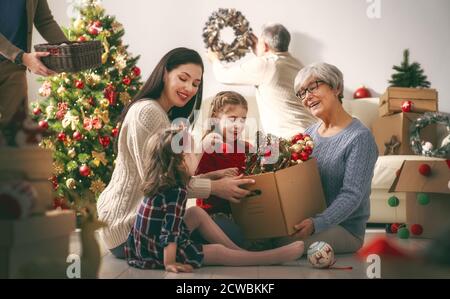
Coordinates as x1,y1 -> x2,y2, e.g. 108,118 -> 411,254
141,128 -> 191,197
206,91 -> 248,135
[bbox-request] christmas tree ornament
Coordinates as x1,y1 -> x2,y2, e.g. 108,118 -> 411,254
38,120 -> 49,130
92,151 -> 108,166
89,179 -> 106,194
397,227 -> 410,239
387,196 -> 400,207
73,131 -> 83,141
119,92 -> 131,105
122,76 -> 131,85
353,86 -> 371,99
111,127 -> 119,138
307,241 -> 335,269
79,165 -> 91,177
57,132 -> 66,141
418,163 -> 431,176
417,193 -> 430,205
99,135 -> 110,148
75,80 -> 85,89
88,26 -> 99,36
390,223 -> 401,234
66,178 -> 77,189
68,148 -> 76,158
77,36 -> 87,42
401,100 -> 412,112
410,224 -> 423,236
132,66 -> 141,77
57,86 -> 66,95
33,107 -> 42,116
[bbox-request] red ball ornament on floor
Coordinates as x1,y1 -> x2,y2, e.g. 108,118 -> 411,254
73,131 -> 83,141
79,165 -> 91,177
390,223 -> 400,234
33,107 -> 42,116
418,163 -> 431,176
132,66 -> 141,77
353,86 -> 372,99
57,132 -> 66,141
75,80 -> 85,89
38,120 -> 48,130
411,224 -> 423,236
401,100 -> 412,112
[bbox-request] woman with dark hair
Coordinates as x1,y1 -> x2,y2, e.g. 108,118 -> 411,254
97,48 -> 254,259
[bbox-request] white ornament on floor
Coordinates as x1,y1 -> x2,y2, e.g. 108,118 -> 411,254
307,241 -> 335,269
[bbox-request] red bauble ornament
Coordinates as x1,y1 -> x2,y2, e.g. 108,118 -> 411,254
111,128 -> 119,138
401,100 -> 412,112
99,135 -> 111,148
33,107 -> 42,115
299,151 -> 309,161
88,26 -> 99,35
38,120 -> 48,130
418,163 -> 431,176
104,83 -> 117,106
132,66 -> 141,77
263,149 -> 272,157
292,133 -> 304,144
77,36 -> 87,42
57,132 -> 66,141
75,80 -> 85,89
291,152 -> 300,161
353,86 -> 372,99
411,224 -> 423,236
88,97 -> 95,106
93,20 -> 102,27
304,146 -> 313,155
122,77 -> 131,85
79,165 -> 91,177
390,223 -> 400,234
73,131 -> 83,141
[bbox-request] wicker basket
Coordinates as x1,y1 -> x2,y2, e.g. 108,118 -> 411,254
34,40 -> 102,73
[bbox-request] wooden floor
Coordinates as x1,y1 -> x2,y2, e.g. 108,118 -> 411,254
69,228 -> 439,279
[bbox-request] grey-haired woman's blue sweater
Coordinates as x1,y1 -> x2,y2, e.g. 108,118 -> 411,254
305,118 -> 378,239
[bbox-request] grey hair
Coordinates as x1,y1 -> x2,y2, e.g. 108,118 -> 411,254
294,62 -> 344,102
261,23 -> 291,52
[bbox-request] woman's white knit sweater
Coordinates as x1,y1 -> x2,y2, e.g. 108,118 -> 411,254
97,100 -> 211,249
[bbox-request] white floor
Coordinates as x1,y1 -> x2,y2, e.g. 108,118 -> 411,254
69,229 -> 439,279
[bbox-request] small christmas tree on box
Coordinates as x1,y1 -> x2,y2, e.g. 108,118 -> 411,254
31,0 -> 142,208
379,49 -> 437,117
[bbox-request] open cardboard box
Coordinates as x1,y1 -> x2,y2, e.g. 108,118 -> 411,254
231,158 -> 326,239
389,160 -> 450,239
372,112 -> 437,155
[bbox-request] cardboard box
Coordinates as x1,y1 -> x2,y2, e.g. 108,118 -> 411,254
0,210 -> 76,278
379,87 -> 438,117
231,158 -> 326,239
389,160 -> 450,239
372,112 -> 437,155
0,148 -> 54,214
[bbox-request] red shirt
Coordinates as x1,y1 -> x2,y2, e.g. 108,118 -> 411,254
195,140 -> 251,215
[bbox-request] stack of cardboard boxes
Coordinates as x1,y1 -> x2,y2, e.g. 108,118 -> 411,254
0,148 -> 75,278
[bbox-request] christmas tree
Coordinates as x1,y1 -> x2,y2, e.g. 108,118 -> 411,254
389,49 -> 431,88
31,0 -> 142,208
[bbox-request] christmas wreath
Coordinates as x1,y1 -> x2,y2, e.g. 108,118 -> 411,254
202,8 -> 253,63
410,112 -> 450,157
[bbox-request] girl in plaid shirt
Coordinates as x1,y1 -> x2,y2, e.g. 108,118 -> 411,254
125,128 -> 304,273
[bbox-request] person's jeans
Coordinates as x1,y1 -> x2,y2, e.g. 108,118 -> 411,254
110,242 -> 126,259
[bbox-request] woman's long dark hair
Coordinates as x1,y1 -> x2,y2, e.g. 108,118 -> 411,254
116,47 -> 204,148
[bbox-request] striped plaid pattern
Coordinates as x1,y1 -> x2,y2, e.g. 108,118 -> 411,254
125,187 -> 204,269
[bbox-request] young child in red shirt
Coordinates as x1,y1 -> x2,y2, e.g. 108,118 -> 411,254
195,91 -> 252,246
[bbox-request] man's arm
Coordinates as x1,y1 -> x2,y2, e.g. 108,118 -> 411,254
34,0 -> 68,44
0,33 -> 22,62
212,55 -> 268,86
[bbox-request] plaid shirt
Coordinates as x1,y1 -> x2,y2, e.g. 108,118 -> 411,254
125,187 -> 203,269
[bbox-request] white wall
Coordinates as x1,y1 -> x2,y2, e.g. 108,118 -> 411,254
29,0 -> 450,113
